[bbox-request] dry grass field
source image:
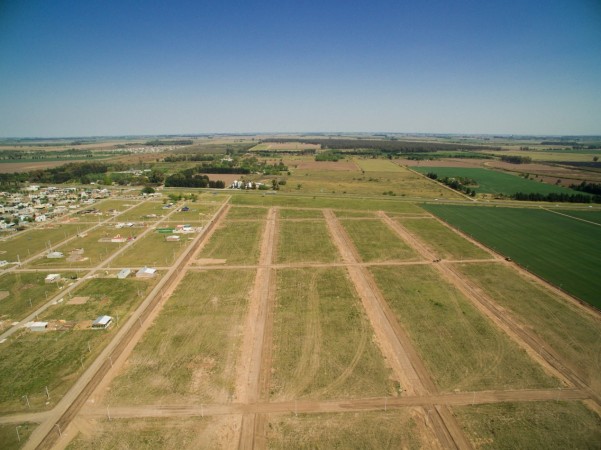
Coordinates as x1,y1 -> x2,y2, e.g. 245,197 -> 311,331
270,268 -> 396,400
370,265 -> 559,391
107,270 -> 255,405
0,224 -> 86,262
277,219 -> 340,264
195,220 -> 264,265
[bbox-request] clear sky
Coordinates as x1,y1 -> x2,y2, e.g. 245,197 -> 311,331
0,0 -> 600,137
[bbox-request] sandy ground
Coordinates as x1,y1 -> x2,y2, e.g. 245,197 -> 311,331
291,160 -> 359,171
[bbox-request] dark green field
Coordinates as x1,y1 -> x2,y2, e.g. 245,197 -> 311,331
414,167 -> 577,195
550,209 -> 601,225
422,204 -> 601,309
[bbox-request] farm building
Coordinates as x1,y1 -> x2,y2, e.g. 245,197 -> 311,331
45,273 -> 61,283
117,268 -> 131,279
26,321 -> 48,332
91,315 -> 113,329
46,251 -> 64,259
136,266 -> 157,278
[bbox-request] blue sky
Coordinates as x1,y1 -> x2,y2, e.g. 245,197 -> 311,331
0,0 -> 600,137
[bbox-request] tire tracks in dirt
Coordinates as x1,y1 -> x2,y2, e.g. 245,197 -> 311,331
323,209 -> 471,449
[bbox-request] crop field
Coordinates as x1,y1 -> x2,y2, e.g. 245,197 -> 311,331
225,206 -> 269,220
413,166 -> 578,195
370,265 -> 558,391
110,231 -> 190,267
266,410 -> 429,449
277,220 -> 340,264
231,192 -> 427,213
0,272 -> 79,323
278,208 -> 324,219
354,158 -> 405,172
423,204 -> 601,308
66,417 -> 225,450
0,278 -> 153,414
454,401 -> 601,449
270,268 -> 396,400
456,262 -> 601,395
0,224 -> 85,262
112,201 -> 172,222
396,217 -> 492,260
0,422 -> 36,450
196,219 -> 264,265
340,219 -> 420,262
29,226 -> 138,268
483,149 -> 601,162
550,208 -> 601,225
107,270 -> 255,405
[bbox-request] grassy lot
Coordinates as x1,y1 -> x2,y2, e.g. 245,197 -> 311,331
456,262 -> 601,395
333,209 -> 376,218
271,268 -> 396,400
196,220 -> 264,265
0,272 -> 80,323
413,167 -> 579,195
113,202 -> 172,222
231,192 -> 427,213
0,278 -> 153,414
107,270 -> 254,405
111,231 -> 190,267
340,219 -> 420,262
370,265 -> 559,391
168,203 -> 221,223
484,149 -> 601,162
423,205 -> 601,308
279,208 -> 325,219
225,206 -> 269,220
41,278 -> 153,322
267,410 -> 426,449
396,217 -> 492,260
29,226 -> 139,269
0,422 -> 36,450
354,159 -> 405,172
280,165 -> 463,198
454,401 -> 601,449
549,208 -> 601,225
66,417 -> 221,450
0,225 -> 84,262
92,199 -> 136,213
277,220 -> 340,264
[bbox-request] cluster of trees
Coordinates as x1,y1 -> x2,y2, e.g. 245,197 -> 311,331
29,162 -> 110,184
315,151 -> 343,161
263,138 -> 497,154
500,155 -> 532,164
163,154 -> 214,162
426,172 -> 477,196
511,192 -> 599,203
569,181 -> 601,196
164,166 -> 225,188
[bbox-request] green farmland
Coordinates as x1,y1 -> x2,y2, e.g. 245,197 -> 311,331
423,204 -> 601,308
413,167 -> 578,195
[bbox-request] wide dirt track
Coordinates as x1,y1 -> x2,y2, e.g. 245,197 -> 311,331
4,197 -> 600,450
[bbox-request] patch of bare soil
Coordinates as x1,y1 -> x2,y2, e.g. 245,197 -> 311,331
200,173 -> 240,185
196,258 -> 227,265
68,296 -> 90,305
0,291 -> 9,301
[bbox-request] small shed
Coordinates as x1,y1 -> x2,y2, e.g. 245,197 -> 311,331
117,268 -> 131,279
45,273 -> 61,283
166,235 -> 180,241
92,315 -> 113,329
136,266 -> 157,278
26,321 -> 48,332
46,251 -> 64,259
